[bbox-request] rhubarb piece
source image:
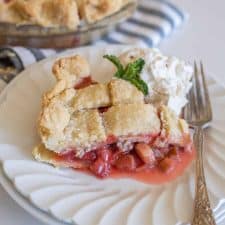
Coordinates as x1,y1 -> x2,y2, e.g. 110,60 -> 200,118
159,158 -> 175,173
90,159 -> 111,178
135,143 -> 156,165
114,154 -> 136,171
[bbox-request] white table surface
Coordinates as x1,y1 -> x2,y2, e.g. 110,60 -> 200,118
0,0 -> 225,224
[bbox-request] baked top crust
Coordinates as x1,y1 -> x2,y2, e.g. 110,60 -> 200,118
159,105 -> 189,144
1,0 -> 80,29
39,98 -> 71,151
0,0 -> 130,28
103,104 -> 160,137
72,84 -> 111,111
65,109 -> 106,149
79,0 -> 124,23
52,55 -> 91,88
109,79 -> 144,105
0,2 -> 23,24
28,0 -> 79,29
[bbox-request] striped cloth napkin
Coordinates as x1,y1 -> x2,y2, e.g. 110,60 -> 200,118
0,0 -> 187,92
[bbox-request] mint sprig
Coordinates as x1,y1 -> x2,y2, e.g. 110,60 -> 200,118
103,55 -> 149,95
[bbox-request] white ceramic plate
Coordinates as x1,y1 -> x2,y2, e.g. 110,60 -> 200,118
1,45 -> 225,225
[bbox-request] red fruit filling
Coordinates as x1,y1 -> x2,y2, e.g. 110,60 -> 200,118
98,107 -> 110,113
74,76 -> 97,89
55,135 -> 193,178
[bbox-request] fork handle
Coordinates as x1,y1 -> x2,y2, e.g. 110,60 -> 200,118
192,127 -> 216,225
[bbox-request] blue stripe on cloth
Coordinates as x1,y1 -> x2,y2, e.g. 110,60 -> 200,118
127,18 -> 165,38
102,31 -> 148,47
102,36 -> 123,44
101,0 -> 186,47
137,5 -> 175,28
157,0 -> 185,20
115,26 -> 154,46
27,48 -> 45,61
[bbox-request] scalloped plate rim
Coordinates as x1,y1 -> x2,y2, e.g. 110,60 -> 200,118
0,159 -> 71,225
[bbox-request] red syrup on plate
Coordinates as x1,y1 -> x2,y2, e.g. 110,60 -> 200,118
109,148 -> 195,184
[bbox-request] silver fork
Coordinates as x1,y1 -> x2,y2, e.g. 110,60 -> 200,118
184,62 -> 216,225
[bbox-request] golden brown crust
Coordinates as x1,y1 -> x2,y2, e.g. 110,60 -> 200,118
42,80 -> 68,107
103,104 -> 161,137
52,55 -> 90,88
79,0 -> 124,23
33,144 -> 60,167
38,100 -> 70,144
75,0 -> 83,11
65,110 -> 106,152
39,106 -> 106,153
0,1 -> 27,24
109,79 -> 144,105
159,105 -> 189,144
32,0 -> 80,29
72,84 -> 111,111
33,144 -> 87,168
2,0 -> 80,29
39,84 -> 77,151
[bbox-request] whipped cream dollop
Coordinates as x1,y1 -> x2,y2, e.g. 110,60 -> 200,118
119,48 -> 193,115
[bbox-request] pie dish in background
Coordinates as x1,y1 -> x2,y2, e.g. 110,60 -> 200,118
0,0 -> 137,48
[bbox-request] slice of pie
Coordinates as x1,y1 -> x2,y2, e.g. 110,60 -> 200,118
33,54 -> 193,178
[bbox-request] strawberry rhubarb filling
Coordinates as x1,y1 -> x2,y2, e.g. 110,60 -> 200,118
74,76 -> 97,89
52,133 -> 194,183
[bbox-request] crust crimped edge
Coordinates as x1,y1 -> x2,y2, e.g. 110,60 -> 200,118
52,55 -> 91,88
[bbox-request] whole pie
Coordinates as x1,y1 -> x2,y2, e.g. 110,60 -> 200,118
33,53 -> 194,179
0,0 -> 131,29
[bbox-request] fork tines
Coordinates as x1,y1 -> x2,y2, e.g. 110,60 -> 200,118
184,62 -> 212,128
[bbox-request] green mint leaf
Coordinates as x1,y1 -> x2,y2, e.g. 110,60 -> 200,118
125,58 -> 145,78
103,55 -> 124,78
103,55 -> 149,96
130,78 -> 149,95
123,58 -> 145,79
